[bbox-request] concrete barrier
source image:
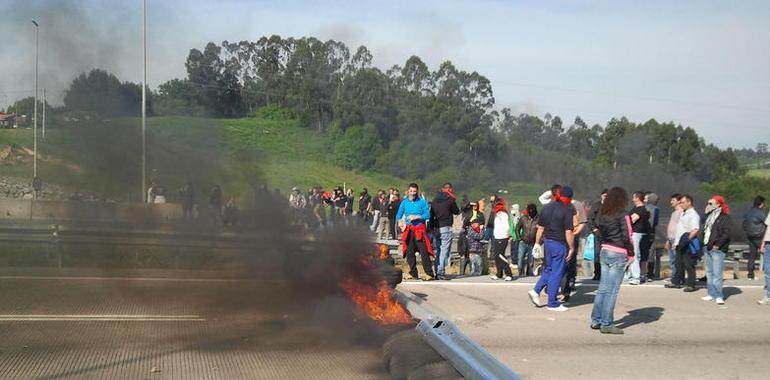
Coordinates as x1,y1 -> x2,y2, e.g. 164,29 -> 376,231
0,199 -> 32,220
0,198 -> 183,225
31,200 -> 117,222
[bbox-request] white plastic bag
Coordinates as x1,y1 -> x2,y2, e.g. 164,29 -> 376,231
532,243 -> 544,259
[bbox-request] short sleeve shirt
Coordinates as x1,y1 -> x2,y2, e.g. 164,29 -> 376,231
538,201 -> 575,242
630,206 -> 651,234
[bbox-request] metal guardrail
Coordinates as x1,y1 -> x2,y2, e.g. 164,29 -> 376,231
395,289 -> 521,380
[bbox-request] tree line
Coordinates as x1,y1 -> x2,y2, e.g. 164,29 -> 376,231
7,34 -> 749,195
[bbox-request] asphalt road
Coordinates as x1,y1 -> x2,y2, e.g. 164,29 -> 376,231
0,269 -> 394,380
399,276 -> 769,380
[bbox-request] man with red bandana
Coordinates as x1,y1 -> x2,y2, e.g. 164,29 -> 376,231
529,186 -> 575,311
396,183 -> 436,281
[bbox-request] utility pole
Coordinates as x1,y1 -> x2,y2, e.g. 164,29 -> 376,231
32,20 -> 39,178
141,0 -> 147,202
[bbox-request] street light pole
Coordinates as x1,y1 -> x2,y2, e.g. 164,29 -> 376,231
141,0 -> 147,203
32,20 -> 38,179
42,88 -> 46,139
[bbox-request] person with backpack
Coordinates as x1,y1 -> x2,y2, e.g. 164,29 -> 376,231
743,195 -> 767,280
516,203 -> 539,277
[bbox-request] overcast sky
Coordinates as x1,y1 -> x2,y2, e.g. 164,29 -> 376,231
1,0 -> 768,148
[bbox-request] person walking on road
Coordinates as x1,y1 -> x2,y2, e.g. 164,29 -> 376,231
701,195 -> 732,305
590,187 -> 634,334
528,186 -> 575,311
665,195 -> 701,292
742,196 -> 767,280
396,183 -> 436,281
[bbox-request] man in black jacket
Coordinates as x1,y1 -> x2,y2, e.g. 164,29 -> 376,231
431,183 -> 460,280
743,195 -> 767,280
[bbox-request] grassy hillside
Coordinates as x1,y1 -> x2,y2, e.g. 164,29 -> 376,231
0,108 -> 546,206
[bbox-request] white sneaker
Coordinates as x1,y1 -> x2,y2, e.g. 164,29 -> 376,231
504,276 -> 513,281
547,305 -> 569,312
528,290 -> 542,307
758,297 -> 770,305
490,275 -> 499,280
715,298 -> 725,305
701,295 -> 714,302
628,279 -> 640,285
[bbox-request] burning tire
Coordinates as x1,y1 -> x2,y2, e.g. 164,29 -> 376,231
382,330 -> 444,380
407,361 -> 463,380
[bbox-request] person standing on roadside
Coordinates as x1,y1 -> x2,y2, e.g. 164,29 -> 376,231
742,195 -> 767,280
588,189 -> 608,280
590,187 -> 634,334
528,186 -> 575,311
758,209 -> 770,305
644,192 -> 661,279
431,183 -> 460,280
396,183 -> 435,281
388,190 -> 402,240
179,181 -> 196,220
665,194 -> 701,292
516,203 -> 539,277
665,194 -> 683,281
358,188 -> 372,226
491,198 -> 513,281
626,191 -> 651,285
701,195 -> 732,305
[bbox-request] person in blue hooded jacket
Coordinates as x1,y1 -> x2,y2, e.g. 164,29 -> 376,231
396,183 -> 436,281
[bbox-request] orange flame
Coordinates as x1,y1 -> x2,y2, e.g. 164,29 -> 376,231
375,243 -> 390,260
340,279 -> 413,325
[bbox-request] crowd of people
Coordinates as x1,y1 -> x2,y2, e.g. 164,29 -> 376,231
285,181 -> 769,335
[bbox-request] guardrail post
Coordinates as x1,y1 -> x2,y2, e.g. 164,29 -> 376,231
732,249 -> 742,279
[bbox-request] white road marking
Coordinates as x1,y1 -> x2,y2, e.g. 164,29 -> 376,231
0,314 -> 206,321
399,281 -> 767,289
0,275 -> 256,283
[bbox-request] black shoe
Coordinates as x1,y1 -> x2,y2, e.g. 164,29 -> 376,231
683,286 -> 698,292
590,324 -> 600,330
748,273 -> 755,280
664,283 -> 682,289
697,276 -> 707,283
591,277 -> 600,281
562,294 -> 571,302
436,275 -> 450,281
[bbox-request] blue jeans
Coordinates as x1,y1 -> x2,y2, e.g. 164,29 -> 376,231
534,239 -> 568,308
704,248 -> 725,299
518,242 -> 533,276
764,244 -> 770,298
591,249 -> 627,327
434,226 -> 453,276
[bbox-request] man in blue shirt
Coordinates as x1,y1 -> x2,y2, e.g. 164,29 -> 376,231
396,183 -> 436,281
529,186 -> 576,311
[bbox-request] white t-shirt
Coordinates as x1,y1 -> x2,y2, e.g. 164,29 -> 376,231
493,211 -> 510,239
675,208 -> 700,247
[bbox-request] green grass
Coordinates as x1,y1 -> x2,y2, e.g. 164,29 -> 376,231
0,111 -> 412,204
747,168 -> 770,179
